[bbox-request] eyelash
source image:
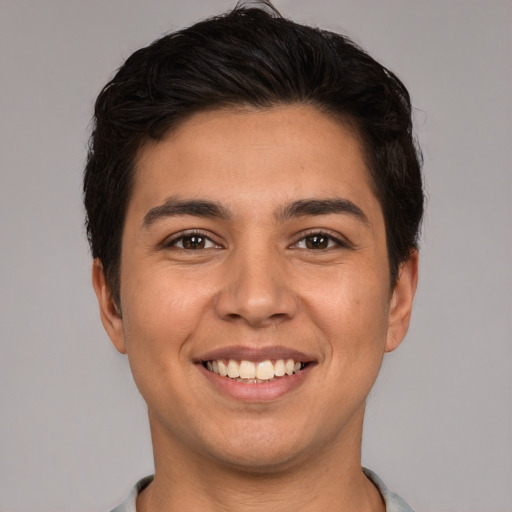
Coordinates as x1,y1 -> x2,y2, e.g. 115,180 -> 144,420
163,230 -> 349,251
291,230 -> 350,250
163,231 -> 221,250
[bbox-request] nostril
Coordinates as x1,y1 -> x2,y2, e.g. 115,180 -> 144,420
214,272 -> 299,327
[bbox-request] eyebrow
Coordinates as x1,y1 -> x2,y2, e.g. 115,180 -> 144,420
143,197 -> 231,227
276,198 -> 369,225
142,196 -> 369,228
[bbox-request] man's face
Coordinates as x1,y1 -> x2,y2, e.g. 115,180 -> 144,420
94,105 -> 417,471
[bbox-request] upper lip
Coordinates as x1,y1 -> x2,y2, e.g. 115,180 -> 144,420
197,345 -> 315,363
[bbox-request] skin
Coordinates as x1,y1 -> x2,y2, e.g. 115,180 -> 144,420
93,105 -> 418,511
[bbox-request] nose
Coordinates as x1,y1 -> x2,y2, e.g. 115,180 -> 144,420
214,245 -> 299,328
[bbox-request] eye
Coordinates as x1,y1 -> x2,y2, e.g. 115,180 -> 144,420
294,232 -> 347,250
166,233 -> 219,250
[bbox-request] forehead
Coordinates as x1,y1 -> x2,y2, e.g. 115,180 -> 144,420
129,105 -> 380,223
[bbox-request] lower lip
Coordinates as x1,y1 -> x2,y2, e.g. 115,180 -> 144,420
196,363 -> 313,402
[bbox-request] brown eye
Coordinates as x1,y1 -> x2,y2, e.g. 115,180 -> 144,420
305,234 -> 330,249
167,233 -> 218,250
181,235 -> 207,249
293,232 -> 347,250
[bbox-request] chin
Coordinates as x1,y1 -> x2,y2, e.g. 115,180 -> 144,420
199,422 -> 315,474
209,444 -> 305,475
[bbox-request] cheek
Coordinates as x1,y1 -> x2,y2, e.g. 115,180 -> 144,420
118,268 -> 215,412
120,265 -> 213,365
305,264 -> 391,359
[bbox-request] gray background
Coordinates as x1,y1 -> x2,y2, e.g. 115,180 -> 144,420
0,1 -> 510,511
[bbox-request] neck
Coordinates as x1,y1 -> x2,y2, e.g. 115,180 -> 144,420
137,409 -> 385,512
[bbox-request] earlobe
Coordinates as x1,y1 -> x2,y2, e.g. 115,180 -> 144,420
91,259 -> 127,354
385,250 -> 419,353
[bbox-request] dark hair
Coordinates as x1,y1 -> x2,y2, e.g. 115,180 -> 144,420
84,1 -> 423,304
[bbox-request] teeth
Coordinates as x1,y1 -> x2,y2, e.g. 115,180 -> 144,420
256,360 -> 274,380
218,360 -> 228,377
227,360 -> 240,378
274,359 -> 286,377
239,360 -> 256,379
205,358 -> 305,381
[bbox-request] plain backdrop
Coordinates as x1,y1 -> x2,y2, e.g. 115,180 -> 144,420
0,1 -> 511,511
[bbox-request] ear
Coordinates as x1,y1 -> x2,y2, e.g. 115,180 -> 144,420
385,250 -> 419,353
91,259 -> 127,354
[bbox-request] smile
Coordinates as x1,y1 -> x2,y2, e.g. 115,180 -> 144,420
203,359 -> 307,383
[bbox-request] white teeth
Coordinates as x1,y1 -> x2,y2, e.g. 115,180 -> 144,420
274,359 -> 286,377
205,358 -> 305,381
218,360 -> 228,377
227,359 -> 240,378
256,360 -> 274,380
239,360 -> 256,379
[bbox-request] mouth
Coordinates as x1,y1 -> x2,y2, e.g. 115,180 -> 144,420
202,358 -> 308,383
196,346 -> 315,401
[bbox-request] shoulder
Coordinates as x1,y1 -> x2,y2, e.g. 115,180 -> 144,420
363,468 -> 414,512
110,475 -> 154,512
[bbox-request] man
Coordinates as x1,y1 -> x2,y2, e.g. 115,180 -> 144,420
84,2 -> 423,511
